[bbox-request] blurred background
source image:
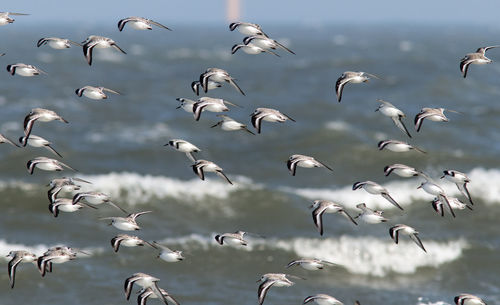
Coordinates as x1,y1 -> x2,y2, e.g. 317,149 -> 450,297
0,1 -> 499,305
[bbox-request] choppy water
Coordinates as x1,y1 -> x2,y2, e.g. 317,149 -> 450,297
1,23 -> 499,305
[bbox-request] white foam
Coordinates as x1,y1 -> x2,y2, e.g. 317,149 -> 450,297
416,298 -> 450,305
324,120 -> 352,132
155,234 -> 467,277
85,122 -> 172,144
0,239 -> 101,260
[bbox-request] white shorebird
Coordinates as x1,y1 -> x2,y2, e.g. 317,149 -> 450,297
0,133 -> 20,148
151,242 -> 184,262
175,98 -> 197,113
460,45 -> 500,78
7,63 -> 46,76
310,200 -> 357,236
211,114 -> 255,135
23,108 -> 68,142
441,170 -> 474,205
19,134 -> 62,158
81,35 -> 126,65
352,181 -> 403,210
383,164 -> 422,178
229,22 -> 267,36
354,203 -> 388,224
303,294 -> 344,305
375,99 -> 411,138
37,246 -> 81,277
75,86 -> 120,100
137,287 -> 180,305
26,157 -> 76,175
251,107 -> 295,134
389,224 -> 426,253
164,139 -> 201,162
335,71 -> 379,102
243,35 -> 295,54
378,140 -> 426,153
117,16 -> 171,31
454,294 -> 487,305
257,273 -> 297,305
100,211 -> 152,231
0,12 -> 29,26
191,80 -> 221,96
6,250 -> 37,288
192,97 -> 240,121
231,43 -> 279,56
48,198 -> 96,217
72,191 -> 128,213
287,154 -> 333,176
110,234 -> 155,253
192,159 -> 232,185
286,258 -> 337,270
124,273 -> 169,305
199,68 -> 245,95
37,37 -> 81,49
47,177 -> 91,203
214,231 -> 248,246
414,107 -> 460,132
417,180 -> 455,217
432,197 -> 472,217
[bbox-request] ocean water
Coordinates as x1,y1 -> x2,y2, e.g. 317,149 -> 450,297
1,23 -> 499,305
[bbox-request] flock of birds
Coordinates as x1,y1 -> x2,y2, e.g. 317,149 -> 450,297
0,11 -> 492,305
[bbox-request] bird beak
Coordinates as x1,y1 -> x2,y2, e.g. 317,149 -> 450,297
416,185 -> 422,189
440,175 -> 445,179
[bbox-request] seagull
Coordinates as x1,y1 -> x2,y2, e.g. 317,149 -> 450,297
414,107 -> 460,132
72,192 -> 128,213
389,224 -> 426,253
243,35 -> 295,54
151,242 -> 184,262
199,68 -> 245,95
257,273 -> 296,305
286,258 -> 337,270
47,177 -> 91,203
441,170 -> 474,205
303,294 -> 344,305
251,107 -> 295,134
137,287 -> 180,305
229,22 -> 267,36
6,63 -> 46,76
110,234 -> 155,253
117,16 -> 171,31
211,114 -> 255,135
460,46 -> 500,78
164,139 -> 201,162
383,164 -> 422,178
37,37 -> 81,49
192,97 -> 240,121
432,197 -> 472,217
100,211 -> 152,231
287,154 -> 332,176
191,80 -> 221,96
192,159 -> 232,185
19,134 -> 63,158
75,86 -> 120,100
37,246 -> 80,277
6,250 -> 37,288
352,181 -> 403,210
175,98 -> 197,113
27,157 -> 76,175
378,140 -> 426,153
310,200 -> 357,236
0,133 -> 20,148
417,180 -> 455,217
0,12 -> 29,26
48,198 -> 96,217
375,99 -> 411,137
354,203 -> 388,224
335,71 -> 379,102
454,294 -> 487,305
81,35 -> 126,65
231,44 -> 280,56
22,108 -> 68,142
214,231 -> 248,246
124,273 -> 169,305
